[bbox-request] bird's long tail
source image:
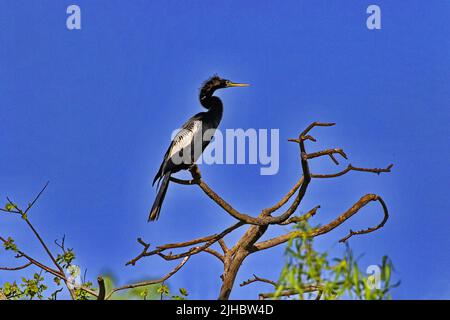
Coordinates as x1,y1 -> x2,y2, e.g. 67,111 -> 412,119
148,172 -> 170,222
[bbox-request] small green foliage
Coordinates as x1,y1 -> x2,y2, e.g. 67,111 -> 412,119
74,281 -> 93,300
0,233 -> 186,300
4,203 -> 15,212
1,238 -> 86,300
99,275 -> 160,300
140,289 -> 149,300
1,275 -> 51,300
276,221 -> 399,300
53,277 -> 61,286
1,281 -> 21,299
56,249 -> 76,268
157,283 -> 170,297
179,288 -> 188,297
20,273 -> 47,300
172,287 -> 189,300
3,237 -> 18,252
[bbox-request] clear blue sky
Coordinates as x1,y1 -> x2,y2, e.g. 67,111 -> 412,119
0,1 -> 449,299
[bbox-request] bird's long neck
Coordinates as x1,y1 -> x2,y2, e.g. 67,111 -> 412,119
199,93 -> 223,125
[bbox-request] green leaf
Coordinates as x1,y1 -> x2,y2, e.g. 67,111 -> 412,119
3,237 -> 18,252
179,288 -> 188,297
157,284 -> 169,296
4,203 -> 15,212
53,277 -> 61,286
278,221 -> 398,300
56,249 -> 76,268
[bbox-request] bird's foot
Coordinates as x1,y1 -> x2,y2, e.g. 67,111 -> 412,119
189,165 -> 202,181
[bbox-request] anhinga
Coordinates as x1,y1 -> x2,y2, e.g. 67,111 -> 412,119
149,75 -> 249,221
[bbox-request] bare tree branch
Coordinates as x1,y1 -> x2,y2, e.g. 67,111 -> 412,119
279,205 -> 320,225
0,262 -> 32,271
129,122 -> 392,300
218,239 -> 229,254
312,164 -> 393,179
0,236 -> 63,280
252,194 -> 389,251
23,181 -> 49,215
306,148 -> 347,165
262,177 -> 303,215
127,222 -> 244,266
258,285 -> 323,300
105,256 -> 190,300
240,275 -> 325,300
97,277 -> 106,300
0,208 -> 20,214
204,248 -> 225,262
240,274 -> 277,288
339,196 -> 389,242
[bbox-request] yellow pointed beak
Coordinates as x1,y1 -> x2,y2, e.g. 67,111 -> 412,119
227,82 -> 250,87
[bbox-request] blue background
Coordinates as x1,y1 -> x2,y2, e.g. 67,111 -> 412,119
0,0 -> 449,299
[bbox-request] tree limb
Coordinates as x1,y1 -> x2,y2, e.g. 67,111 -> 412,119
240,274 -> 277,287
252,194 -> 389,252
131,122 -> 392,300
126,222 -> 244,266
258,285 -> 323,300
105,256 -> 189,300
312,164 -> 393,179
0,262 -> 32,271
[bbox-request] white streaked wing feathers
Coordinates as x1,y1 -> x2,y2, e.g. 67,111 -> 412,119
168,120 -> 202,158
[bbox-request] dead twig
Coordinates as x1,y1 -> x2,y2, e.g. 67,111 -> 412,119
105,256 -> 190,300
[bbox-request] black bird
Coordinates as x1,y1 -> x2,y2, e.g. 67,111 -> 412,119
149,75 -> 249,221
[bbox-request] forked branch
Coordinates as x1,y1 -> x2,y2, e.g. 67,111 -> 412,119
252,194 -> 389,252
127,121 -> 392,300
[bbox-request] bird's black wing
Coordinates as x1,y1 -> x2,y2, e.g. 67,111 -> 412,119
152,112 -> 205,186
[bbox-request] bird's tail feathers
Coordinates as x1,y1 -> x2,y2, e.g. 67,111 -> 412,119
148,172 -> 170,222
152,168 -> 162,187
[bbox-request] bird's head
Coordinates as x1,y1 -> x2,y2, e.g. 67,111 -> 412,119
200,75 -> 249,99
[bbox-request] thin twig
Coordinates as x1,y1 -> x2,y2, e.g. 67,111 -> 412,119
23,181 -> 50,214
312,164 -> 393,179
306,148 -> 347,165
339,196 -> 389,242
240,274 -> 277,287
0,262 -> 32,271
279,205 -> 320,225
105,256 -> 190,300
127,222 -> 244,266
0,236 -> 64,279
258,285 -> 323,300
253,194 -> 389,251
261,177 -> 303,216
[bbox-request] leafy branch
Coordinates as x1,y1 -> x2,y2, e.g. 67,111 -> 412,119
0,184 -> 186,300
